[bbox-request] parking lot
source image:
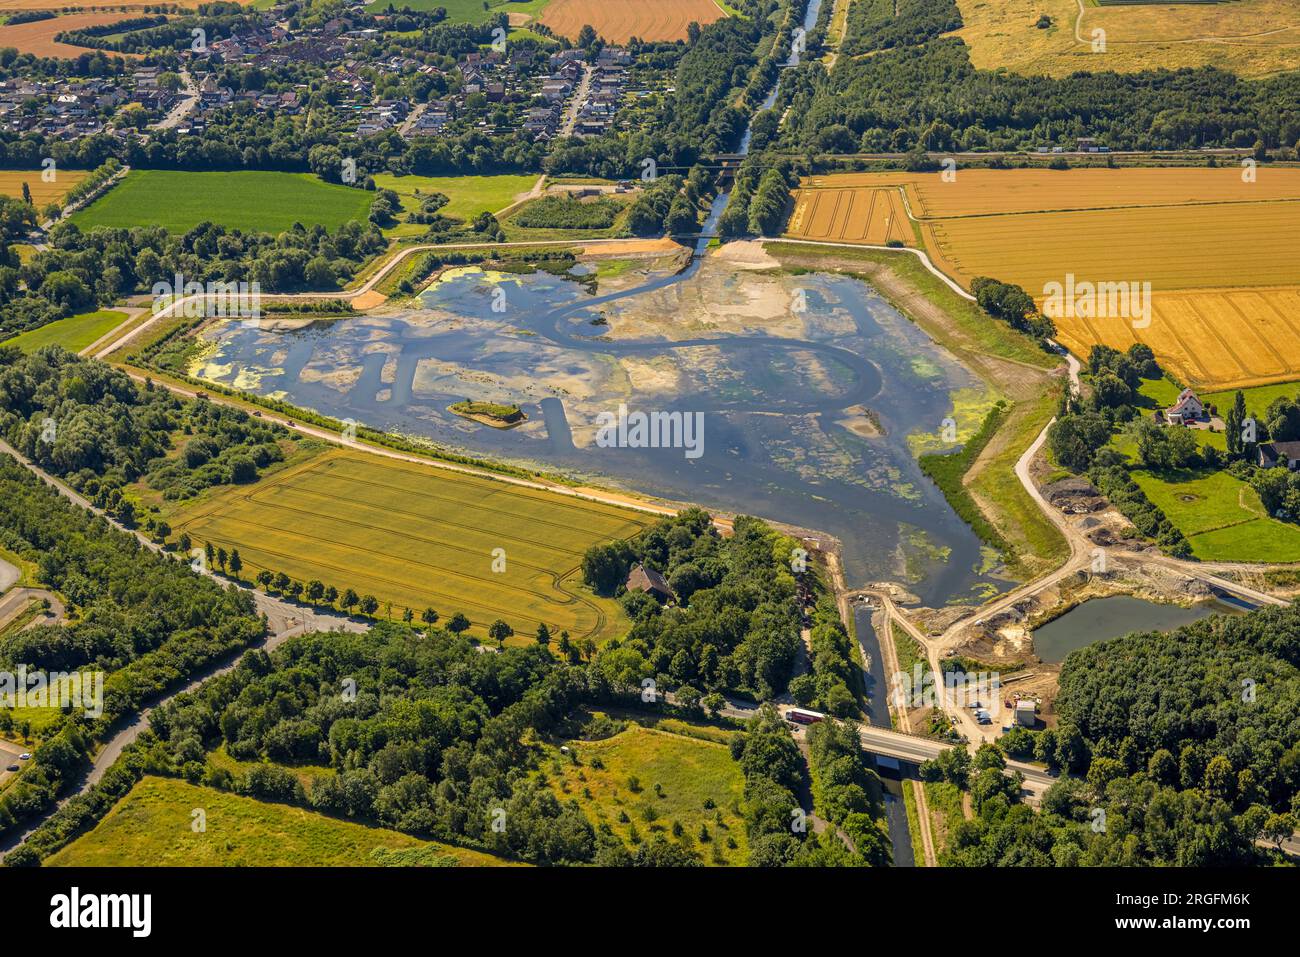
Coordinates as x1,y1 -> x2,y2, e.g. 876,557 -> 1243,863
0,739 -> 29,786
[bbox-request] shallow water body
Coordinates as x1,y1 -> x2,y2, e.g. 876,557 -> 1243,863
193,265 -> 1009,605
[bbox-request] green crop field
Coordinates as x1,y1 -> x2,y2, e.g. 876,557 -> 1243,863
173,448 -> 649,641
372,0 -> 551,21
372,171 -> 537,237
45,776 -> 516,867
1,309 -> 128,354
71,170 -> 374,233
543,719 -> 748,864
1132,466 -> 1300,561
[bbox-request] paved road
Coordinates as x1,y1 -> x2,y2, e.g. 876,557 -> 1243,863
93,236 -> 665,365
0,438 -> 370,859
0,556 -> 16,596
714,695 -> 1055,802
0,587 -> 63,633
761,237 -> 974,300
150,70 -> 197,131
0,739 -> 26,790
559,64 -> 592,138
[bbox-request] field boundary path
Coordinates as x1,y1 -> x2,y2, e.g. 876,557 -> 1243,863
760,237 -> 975,300
85,241 -> 714,527
34,164 -> 130,244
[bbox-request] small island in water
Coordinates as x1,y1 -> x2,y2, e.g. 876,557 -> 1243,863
449,400 -> 527,429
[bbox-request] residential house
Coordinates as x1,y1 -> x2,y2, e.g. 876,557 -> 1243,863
625,564 -> 674,603
1165,389 -> 1205,425
1258,441 -> 1300,470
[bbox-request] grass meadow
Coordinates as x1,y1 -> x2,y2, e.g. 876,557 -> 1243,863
1,309 -> 128,354
1132,466 -> 1300,562
543,719 -> 748,864
371,171 -> 537,238
46,776 -> 516,866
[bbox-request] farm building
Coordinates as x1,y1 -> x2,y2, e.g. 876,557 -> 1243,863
1165,389 -> 1205,425
625,564 -> 674,602
1258,441 -> 1300,470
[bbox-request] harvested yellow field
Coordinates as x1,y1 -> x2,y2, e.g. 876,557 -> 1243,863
0,11 -> 143,58
956,0 -> 1300,79
787,169 -> 1300,291
811,168 -> 1300,218
787,168 -> 1300,390
921,201 -> 1300,293
539,0 -> 726,44
1054,287 -> 1300,392
786,185 -> 913,246
0,169 -> 87,207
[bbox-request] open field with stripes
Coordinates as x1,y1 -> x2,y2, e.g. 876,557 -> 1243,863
0,169 -> 87,206
538,0 -> 727,43
786,182 -> 913,246
173,448 -> 651,642
784,168 -> 1300,390
955,0 -> 1300,79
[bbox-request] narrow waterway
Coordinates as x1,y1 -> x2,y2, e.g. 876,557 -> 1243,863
194,0 -> 940,868
855,604 -> 915,867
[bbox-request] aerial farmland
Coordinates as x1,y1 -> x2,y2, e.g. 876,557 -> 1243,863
539,0 -> 728,43
787,167 -> 1300,389
172,448 -> 650,643
3,0 -> 1300,905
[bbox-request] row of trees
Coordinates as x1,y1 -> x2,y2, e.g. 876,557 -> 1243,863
0,349 -> 294,507
0,453 -> 264,841
970,276 -> 1056,345
0,212 -> 387,342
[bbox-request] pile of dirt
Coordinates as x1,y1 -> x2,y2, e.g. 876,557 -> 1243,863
1043,476 -> 1106,513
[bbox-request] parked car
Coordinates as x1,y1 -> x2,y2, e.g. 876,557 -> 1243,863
5,764 -> 18,772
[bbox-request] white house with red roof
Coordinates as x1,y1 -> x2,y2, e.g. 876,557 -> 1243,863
1165,388 -> 1204,425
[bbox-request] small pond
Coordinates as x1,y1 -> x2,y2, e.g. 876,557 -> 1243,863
1031,595 -> 1237,663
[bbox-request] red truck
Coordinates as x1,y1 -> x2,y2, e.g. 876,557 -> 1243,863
785,709 -> 824,726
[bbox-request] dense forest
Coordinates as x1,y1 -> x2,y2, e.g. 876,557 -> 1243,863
774,38 -> 1300,154
0,348 -> 301,516
943,605 -> 1300,865
582,509 -> 804,702
732,705 -> 888,866
0,453 -> 264,839
0,211 -> 386,340
841,0 -> 962,57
